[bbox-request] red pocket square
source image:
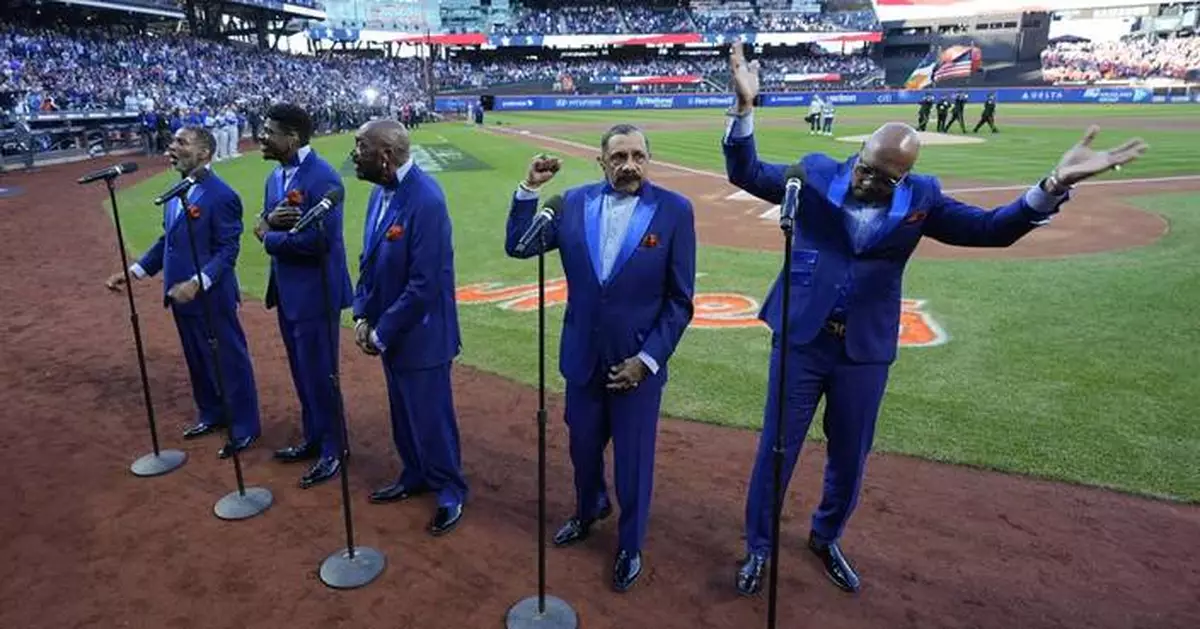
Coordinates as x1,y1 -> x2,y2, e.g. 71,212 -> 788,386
286,189 -> 304,206
904,210 -> 928,224
386,224 -> 404,241
186,204 -> 202,219
642,233 -> 659,248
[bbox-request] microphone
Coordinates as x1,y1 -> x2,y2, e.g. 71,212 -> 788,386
515,194 -> 564,255
779,163 -> 806,231
152,166 -> 208,206
77,161 -> 138,184
289,187 -> 346,234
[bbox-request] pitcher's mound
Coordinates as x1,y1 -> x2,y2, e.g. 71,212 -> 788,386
837,131 -> 986,145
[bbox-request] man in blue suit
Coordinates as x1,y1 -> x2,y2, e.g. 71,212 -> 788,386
106,126 -> 262,458
505,124 -> 697,592
722,43 -> 1148,595
350,119 -> 469,537
253,103 -> 354,489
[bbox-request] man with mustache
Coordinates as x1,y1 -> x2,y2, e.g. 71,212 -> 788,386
505,124 -> 697,592
105,126 -> 262,458
253,102 -> 353,489
723,42 -> 1147,595
350,119 -> 468,537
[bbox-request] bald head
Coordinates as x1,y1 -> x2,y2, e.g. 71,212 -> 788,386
360,119 -> 411,155
850,123 -> 921,203
864,122 -> 921,170
353,118 -> 411,184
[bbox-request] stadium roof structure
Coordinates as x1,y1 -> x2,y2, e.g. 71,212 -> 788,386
872,0 -> 1166,21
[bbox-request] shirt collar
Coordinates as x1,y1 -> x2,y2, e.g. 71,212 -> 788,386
285,145 -> 311,169
384,157 -> 414,191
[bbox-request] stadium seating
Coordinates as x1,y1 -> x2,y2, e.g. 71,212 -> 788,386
1040,35 -> 1200,82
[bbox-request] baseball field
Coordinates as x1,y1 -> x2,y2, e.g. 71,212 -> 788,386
2,102 -> 1198,628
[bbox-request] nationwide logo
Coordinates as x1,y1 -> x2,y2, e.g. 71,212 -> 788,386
635,97 -> 676,108
457,279 -> 948,346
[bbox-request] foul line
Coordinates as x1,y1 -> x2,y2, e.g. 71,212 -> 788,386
495,127 -> 1200,194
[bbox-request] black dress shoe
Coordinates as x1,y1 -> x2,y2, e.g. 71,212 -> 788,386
218,435 -> 257,459
428,504 -> 463,536
808,534 -> 860,593
552,504 -> 612,547
736,552 -> 768,596
182,422 -> 223,440
368,480 -> 428,504
274,442 -> 319,462
299,456 -> 340,489
612,550 -> 642,592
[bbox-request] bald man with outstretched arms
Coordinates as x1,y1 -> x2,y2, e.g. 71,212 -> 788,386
721,42 -> 1148,595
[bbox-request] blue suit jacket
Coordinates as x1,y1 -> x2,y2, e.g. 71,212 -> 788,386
353,163 -> 461,371
261,149 -> 354,322
136,169 -> 244,318
505,181 -> 697,385
724,133 -> 1065,364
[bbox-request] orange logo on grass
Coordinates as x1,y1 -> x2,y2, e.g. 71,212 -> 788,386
456,280 -> 948,346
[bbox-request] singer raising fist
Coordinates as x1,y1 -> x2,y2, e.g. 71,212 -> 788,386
722,40 -> 1148,596
103,126 -> 262,457
504,124 -> 697,593
255,102 -> 354,489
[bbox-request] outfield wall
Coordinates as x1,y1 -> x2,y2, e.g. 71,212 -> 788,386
434,86 -> 1198,113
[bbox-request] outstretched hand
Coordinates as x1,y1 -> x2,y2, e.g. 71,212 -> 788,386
1054,125 -> 1148,187
729,41 -> 760,114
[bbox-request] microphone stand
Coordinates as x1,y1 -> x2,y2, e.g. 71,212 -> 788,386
506,226 -> 578,629
172,188 -> 272,521
105,176 -> 187,477
766,205 -> 796,629
311,217 -> 386,589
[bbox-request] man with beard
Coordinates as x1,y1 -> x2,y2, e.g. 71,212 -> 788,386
722,42 -> 1147,595
350,119 -> 468,537
253,103 -> 353,488
505,124 -> 697,592
105,127 -> 262,458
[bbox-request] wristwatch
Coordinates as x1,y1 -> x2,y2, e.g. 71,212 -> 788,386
1043,171 -> 1071,196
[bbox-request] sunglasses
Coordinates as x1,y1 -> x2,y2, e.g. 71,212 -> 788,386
854,155 -> 906,188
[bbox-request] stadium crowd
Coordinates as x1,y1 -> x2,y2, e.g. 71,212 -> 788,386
1040,35 -> 1200,82
436,53 -> 880,91
493,1 -> 877,35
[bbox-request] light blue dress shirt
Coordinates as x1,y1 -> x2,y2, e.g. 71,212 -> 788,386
515,184 -> 661,375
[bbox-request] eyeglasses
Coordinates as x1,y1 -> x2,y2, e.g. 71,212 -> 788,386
854,155 -> 905,188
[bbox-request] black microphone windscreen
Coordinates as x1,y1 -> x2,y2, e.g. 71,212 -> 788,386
543,194 -> 565,212
120,162 -> 139,174
324,187 -> 345,205
783,163 -> 806,183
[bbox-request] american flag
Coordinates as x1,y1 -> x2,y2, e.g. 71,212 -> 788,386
934,49 -> 976,81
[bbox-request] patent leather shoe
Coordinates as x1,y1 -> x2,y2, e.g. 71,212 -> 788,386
736,551 -> 768,596
182,422 -> 222,440
552,503 -> 612,547
299,456 -> 340,489
217,435 -> 257,459
612,550 -> 642,592
428,503 -> 463,536
808,533 -> 861,593
368,480 -> 428,503
274,442 -> 319,462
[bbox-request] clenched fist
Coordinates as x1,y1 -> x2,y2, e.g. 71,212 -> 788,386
524,154 -> 562,189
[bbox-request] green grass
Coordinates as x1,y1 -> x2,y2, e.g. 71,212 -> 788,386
113,105 -> 1200,502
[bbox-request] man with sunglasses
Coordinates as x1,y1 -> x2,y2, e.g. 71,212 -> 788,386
721,42 -> 1148,596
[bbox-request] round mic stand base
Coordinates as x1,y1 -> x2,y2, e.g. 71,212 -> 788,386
319,546 -> 387,590
506,595 -> 579,629
214,486 -> 273,521
130,449 -> 188,477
